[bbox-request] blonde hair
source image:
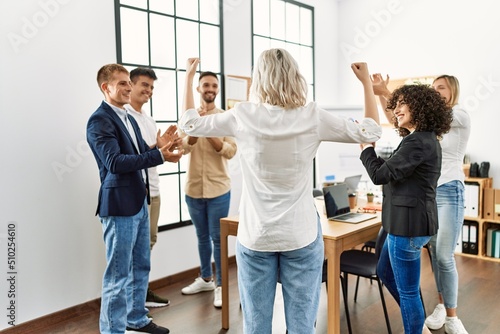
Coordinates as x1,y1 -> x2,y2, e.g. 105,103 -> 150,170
433,75 -> 460,107
249,48 -> 307,109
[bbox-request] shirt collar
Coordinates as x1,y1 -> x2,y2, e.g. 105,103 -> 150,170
104,100 -> 128,120
124,104 -> 143,116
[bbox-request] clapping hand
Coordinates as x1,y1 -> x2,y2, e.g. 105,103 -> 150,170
157,125 -> 183,163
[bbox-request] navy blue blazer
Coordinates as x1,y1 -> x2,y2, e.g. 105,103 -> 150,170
86,101 -> 164,217
360,131 -> 441,237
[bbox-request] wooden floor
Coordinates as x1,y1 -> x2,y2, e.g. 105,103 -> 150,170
7,250 -> 500,334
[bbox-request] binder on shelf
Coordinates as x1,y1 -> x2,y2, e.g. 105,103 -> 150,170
493,230 -> 500,258
483,188 -> 495,219
468,221 -> 478,255
461,222 -> 470,254
494,189 -> 500,221
464,183 -> 479,217
486,227 -> 499,257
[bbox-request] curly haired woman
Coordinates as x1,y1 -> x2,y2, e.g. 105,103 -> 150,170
360,84 -> 453,334
373,74 -> 471,334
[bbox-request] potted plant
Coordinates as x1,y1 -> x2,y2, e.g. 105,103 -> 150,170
366,192 -> 374,203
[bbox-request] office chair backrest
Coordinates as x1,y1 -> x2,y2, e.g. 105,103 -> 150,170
313,188 -> 323,197
375,227 -> 388,260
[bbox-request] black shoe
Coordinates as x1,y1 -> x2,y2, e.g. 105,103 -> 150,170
145,289 -> 170,308
126,321 -> 169,334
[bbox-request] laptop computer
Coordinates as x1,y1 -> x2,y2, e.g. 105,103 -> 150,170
322,183 -> 377,223
343,174 -> 362,194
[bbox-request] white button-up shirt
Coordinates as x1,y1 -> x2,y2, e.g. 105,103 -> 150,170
179,102 -> 382,252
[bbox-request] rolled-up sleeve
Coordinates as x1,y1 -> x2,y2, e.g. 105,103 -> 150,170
179,108 -> 237,138
178,109 -> 200,133
317,108 -> 382,143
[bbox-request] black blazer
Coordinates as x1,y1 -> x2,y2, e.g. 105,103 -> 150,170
86,101 -> 164,217
360,131 -> 441,237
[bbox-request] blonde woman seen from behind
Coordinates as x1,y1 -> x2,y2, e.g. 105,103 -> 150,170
179,49 -> 382,334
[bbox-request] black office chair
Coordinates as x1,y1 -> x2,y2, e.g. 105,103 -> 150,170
339,227 -> 392,334
361,238 -> 376,252
313,188 -> 323,197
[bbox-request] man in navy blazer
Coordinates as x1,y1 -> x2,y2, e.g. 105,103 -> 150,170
87,64 -> 182,334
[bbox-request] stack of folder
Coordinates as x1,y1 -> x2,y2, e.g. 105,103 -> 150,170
486,227 -> 500,258
461,220 -> 478,255
482,187 -> 500,220
464,182 -> 480,217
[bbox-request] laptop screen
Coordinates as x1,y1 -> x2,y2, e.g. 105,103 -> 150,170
343,174 -> 362,194
323,184 -> 351,218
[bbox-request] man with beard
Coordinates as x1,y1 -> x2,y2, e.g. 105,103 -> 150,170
179,70 -> 237,308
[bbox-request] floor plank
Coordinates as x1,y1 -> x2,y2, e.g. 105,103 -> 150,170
6,249 -> 500,333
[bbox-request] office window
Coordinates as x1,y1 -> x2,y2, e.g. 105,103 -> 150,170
252,0 -> 316,185
252,0 -> 315,102
115,0 -> 223,230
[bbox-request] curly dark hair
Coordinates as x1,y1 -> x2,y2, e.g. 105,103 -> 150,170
386,84 -> 453,138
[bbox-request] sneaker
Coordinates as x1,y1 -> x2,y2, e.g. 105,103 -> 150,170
445,317 -> 469,334
213,286 -> 222,308
425,303 -> 446,330
126,321 -> 169,334
145,289 -> 170,308
181,277 -> 216,295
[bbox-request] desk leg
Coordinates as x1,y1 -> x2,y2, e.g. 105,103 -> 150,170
325,239 -> 343,334
221,225 -> 230,329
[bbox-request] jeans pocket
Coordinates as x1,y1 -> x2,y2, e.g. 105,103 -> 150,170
409,235 -> 431,250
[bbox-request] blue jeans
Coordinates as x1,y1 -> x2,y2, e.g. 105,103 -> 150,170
100,201 -> 151,334
186,191 -> 230,286
235,219 -> 324,334
428,180 -> 464,309
378,233 -> 431,334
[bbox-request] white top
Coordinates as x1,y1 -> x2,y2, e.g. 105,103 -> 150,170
125,105 -> 161,196
438,105 -> 471,187
179,101 -> 382,252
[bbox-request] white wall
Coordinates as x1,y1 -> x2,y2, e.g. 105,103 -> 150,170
2,0 -> 497,329
1,0 -> 115,329
334,0 -> 500,185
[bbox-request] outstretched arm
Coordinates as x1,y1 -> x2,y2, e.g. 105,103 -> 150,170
351,62 -> 379,125
371,73 -> 393,124
183,58 -> 199,111
183,58 -> 200,145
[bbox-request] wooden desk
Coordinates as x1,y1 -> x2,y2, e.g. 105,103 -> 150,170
220,199 -> 382,334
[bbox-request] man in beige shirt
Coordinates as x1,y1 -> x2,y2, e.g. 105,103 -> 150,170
180,70 -> 237,308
